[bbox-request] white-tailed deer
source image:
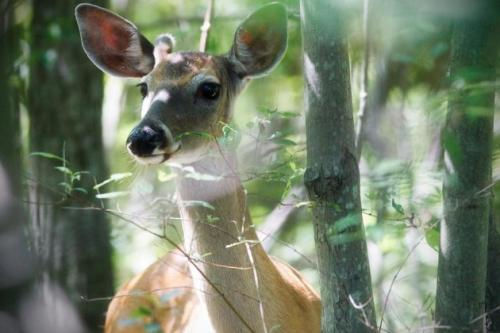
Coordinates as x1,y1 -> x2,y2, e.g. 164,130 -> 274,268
76,3 -> 321,332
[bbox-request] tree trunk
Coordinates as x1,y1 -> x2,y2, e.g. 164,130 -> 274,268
300,1 -> 377,332
435,2 -> 499,331
0,0 -> 22,193
486,199 -> 500,332
486,127 -> 500,331
0,0 -> 33,325
28,0 -> 114,331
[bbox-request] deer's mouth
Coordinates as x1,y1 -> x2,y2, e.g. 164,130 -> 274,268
130,143 -> 181,165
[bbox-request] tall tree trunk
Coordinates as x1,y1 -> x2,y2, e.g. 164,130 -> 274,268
0,0 -> 33,326
486,128 -> 500,331
0,0 -> 22,193
486,198 -> 500,332
435,2 -> 499,331
300,1 -> 377,332
28,0 -> 114,331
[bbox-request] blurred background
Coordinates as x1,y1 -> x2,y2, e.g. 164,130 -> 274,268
0,0 -> 499,332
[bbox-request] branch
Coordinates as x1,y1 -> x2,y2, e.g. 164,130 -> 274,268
259,186 -> 306,251
199,0 -> 215,52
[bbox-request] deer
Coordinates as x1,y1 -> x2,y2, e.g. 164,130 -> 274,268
75,3 -> 321,332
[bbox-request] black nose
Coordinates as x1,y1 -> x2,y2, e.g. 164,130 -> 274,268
126,125 -> 166,156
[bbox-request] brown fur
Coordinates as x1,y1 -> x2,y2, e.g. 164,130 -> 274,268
105,251 -> 321,333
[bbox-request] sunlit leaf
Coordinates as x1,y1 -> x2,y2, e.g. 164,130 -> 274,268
184,172 -> 222,182
96,191 -> 130,199
158,170 -> 176,183
425,227 -> 440,252
54,166 -> 72,175
94,172 -> 133,190
182,200 -> 215,210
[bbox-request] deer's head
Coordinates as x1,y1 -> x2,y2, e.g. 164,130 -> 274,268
76,3 -> 287,165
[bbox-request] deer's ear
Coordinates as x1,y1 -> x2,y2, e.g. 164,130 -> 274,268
75,4 -> 154,77
229,3 -> 287,78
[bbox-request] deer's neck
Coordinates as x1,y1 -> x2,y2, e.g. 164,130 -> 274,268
175,149 -> 273,333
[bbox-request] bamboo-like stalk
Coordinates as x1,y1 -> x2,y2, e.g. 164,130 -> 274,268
300,0 -> 377,331
435,2 -> 499,331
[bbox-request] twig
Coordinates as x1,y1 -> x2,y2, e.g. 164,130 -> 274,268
378,236 -> 426,332
61,203 -> 256,332
355,0 -> 372,159
349,295 -> 379,331
199,0 -> 215,52
260,186 -> 306,251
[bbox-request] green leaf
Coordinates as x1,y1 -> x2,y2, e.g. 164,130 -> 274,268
184,172 -> 222,182
219,122 -> 241,148
59,182 -> 72,193
74,171 -> 90,176
272,138 -> 297,146
206,215 -> 220,224
257,106 -> 277,117
158,170 -> 176,182
425,227 -> 440,252
54,166 -> 72,175
30,152 -> 68,163
277,111 -> 299,118
131,306 -> 152,318
96,191 -> 130,199
94,172 -> 133,190
294,201 -> 312,208
182,200 -> 215,210
391,198 -> 405,215
73,187 -> 88,194
175,131 -> 213,140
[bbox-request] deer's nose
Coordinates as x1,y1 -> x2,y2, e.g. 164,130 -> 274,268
126,125 -> 166,157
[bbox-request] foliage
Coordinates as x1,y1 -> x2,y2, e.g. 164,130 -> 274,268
5,0 -> 500,331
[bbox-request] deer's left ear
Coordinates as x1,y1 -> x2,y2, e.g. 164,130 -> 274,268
228,3 -> 288,78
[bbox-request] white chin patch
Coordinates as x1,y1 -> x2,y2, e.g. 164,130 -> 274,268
133,154 -> 165,165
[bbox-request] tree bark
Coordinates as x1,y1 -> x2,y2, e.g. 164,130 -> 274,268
486,199 -> 500,332
435,2 -> 499,331
28,0 -> 114,331
486,123 -> 500,331
300,1 -> 377,332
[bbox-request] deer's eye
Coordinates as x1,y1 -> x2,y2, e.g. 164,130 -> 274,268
197,82 -> 220,100
137,83 -> 148,98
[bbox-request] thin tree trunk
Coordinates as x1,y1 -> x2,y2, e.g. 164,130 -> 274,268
435,2 -> 499,331
486,199 -> 500,332
300,1 -> 376,332
28,1 -> 113,330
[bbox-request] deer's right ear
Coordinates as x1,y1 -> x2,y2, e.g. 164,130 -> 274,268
228,3 -> 287,78
75,4 -> 155,77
